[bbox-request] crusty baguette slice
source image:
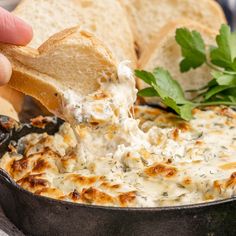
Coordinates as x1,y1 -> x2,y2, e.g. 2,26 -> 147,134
0,27 -> 117,117
120,0 -> 225,55
13,0 -> 136,66
138,19 -> 217,104
0,86 -> 24,113
0,96 -> 19,121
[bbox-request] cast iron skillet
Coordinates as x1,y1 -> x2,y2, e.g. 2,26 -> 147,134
0,115 -> 235,236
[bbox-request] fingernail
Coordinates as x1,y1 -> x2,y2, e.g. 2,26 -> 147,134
0,53 -> 12,86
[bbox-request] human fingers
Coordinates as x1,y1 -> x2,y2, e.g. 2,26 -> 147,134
0,7 -> 33,45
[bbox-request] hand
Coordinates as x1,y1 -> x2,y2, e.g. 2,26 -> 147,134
0,7 -> 33,86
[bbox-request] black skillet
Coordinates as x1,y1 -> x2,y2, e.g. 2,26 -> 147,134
0,115 -> 235,236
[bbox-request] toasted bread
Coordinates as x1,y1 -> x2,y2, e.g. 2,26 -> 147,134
120,0 -> 226,55
0,96 -> 19,121
0,86 -> 24,112
13,0 -> 136,66
138,19 -> 217,104
0,27 -> 117,118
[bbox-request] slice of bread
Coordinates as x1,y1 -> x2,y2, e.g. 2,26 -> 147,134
0,86 -> 24,113
0,96 -> 19,121
138,19 -> 217,104
0,27 -> 117,118
120,0 -> 225,55
13,0 -> 136,66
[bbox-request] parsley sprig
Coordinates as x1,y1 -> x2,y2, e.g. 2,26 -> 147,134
136,24 -> 236,120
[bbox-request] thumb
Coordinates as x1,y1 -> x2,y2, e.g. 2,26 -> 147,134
0,53 -> 12,86
0,7 -> 33,46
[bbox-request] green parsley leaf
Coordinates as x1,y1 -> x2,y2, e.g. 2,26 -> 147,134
175,28 -> 206,72
134,70 -> 155,86
136,68 -> 194,120
205,71 -> 236,88
210,24 -> 236,71
216,74 -> 236,86
152,67 -> 189,104
137,87 -> 158,97
163,97 -> 195,121
136,24 -> 236,121
228,95 -> 236,103
204,85 -> 236,100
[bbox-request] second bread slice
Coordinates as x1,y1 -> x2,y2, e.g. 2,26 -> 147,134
138,19 -> 217,104
120,0 -> 225,55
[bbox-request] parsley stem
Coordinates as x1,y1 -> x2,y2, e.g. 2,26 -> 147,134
186,87 -> 207,92
191,91 -> 207,101
196,101 -> 236,106
206,61 -> 236,75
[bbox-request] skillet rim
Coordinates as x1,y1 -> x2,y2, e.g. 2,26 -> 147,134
0,168 -> 235,212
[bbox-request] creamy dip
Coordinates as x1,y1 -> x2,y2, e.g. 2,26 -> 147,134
0,62 -> 236,207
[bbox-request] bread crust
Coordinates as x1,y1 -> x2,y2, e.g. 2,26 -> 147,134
0,96 -> 19,121
137,19 -> 218,104
13,0 -> 137,66
139,19 -> 217,70
0,86 -> 24,113
9,70 -> 63,117
120,0 -> 226,56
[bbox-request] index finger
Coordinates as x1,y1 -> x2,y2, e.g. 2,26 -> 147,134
0,6 -> 33,46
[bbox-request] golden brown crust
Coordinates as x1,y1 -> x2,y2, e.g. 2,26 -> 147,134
0,86 -> 24,113
0,96 -> 19,121
9,70 -> 63,116
144,163 -> 177,178
208,0 -> 227,23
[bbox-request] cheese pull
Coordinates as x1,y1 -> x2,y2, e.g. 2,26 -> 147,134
0,27 -> 117,118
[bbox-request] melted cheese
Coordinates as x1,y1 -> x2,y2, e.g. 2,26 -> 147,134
0,61 -> 236,207
1,106 -> 235,207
